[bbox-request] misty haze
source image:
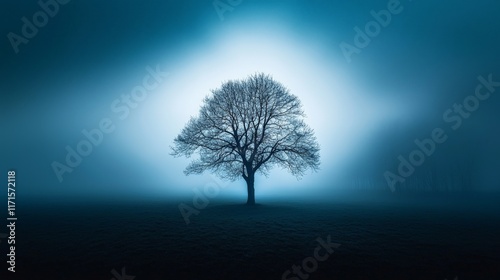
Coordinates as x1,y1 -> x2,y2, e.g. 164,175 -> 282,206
1,0 -> 500,279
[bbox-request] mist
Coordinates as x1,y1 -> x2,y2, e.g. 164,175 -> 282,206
1,1 -> 500,279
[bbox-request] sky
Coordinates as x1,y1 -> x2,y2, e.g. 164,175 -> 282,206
1,0 -> 500,201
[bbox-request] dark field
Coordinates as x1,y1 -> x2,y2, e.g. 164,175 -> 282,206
6,192 -> 500,280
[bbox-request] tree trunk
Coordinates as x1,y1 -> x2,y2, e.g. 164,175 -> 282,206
246,174 -> 255,205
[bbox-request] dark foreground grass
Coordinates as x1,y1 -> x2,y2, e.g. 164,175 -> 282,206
5,192 -> 500,280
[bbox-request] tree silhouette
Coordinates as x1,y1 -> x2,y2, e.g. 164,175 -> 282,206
171,73 -> 320,205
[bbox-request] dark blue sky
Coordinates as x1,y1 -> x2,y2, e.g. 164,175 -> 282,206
1,0 -> 500,200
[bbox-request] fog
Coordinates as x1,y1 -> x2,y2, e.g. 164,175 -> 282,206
1,0 -> 499,202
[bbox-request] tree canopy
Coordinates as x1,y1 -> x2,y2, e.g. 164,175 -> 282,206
172,73 -> 320,204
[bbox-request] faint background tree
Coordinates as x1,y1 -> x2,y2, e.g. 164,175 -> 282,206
172,73 -> 320,205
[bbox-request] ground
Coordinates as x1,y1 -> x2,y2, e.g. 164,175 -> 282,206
8,192 -> 500,280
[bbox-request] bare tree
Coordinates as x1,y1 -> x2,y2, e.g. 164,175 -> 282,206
171,73 -> 320,205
